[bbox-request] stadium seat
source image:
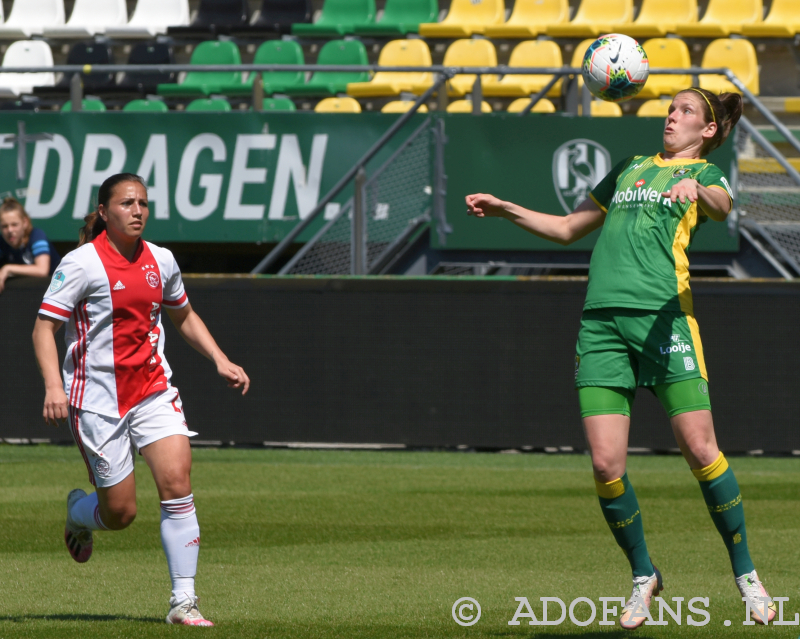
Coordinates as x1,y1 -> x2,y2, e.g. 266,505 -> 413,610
354,0 -> 437,36
484,0 -> 568,39
418,0 -> 505,38
635,38 -> 691,99
220,40 -> 305,96
43,42 -> 115,94
699,39 -> 759,95
381,100 -> 429,113
742,0 -> 800,37
547,0 -> 633,38
483,40 -> 563,98
637,98 -> 671,117
116,43 -> 176,95
292,0 -> 375,36
565,38 -> 595,94
257,97 -> 297,111
62,98 -> 107,111
157,41 -> 242,98
315,97 -> 362,112
786,97 -> 800,113
123,99 -> 169,112
185,98 -> 232,111
347,40 -> 432,98
613,0 -> 697,38
0,0 -> 65,38
233,0 -> 312,34
579,100 -> 623,117
168,0 -> 250,35
446,99 -> 492,113
0,41 -> 55,97
42,0 -> 127,38
106,0 -> 190,37
284,40 -> 369,97
411,39 -> 498,98
676,0 -> 761,37
507,98 -> 557,113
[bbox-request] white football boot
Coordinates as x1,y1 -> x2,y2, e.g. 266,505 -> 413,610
64,489 -> 93,563
736,570 -> 776,624
166,595 -> 215,626
620,566 -> 663,630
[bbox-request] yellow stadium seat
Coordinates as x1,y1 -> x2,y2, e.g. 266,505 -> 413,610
564,38 -> 595,94
315,97 -> 362,113
418,0 -> 504,38
676,0 -> 761,37
547,0 -> 633,38
483,41 -> 563,98
507,98 -> 557,113
347,40 -> 432,98
446,99 -> 492,113
637,98 -> 672,117
636,38 -> 692,99
411,39 -> 498,97
579,100 -> 623,117
786,97 -> 800,113
484,0 -> 569,39
381,100 -> 429,113
742,0 -> 800,37
699,39 -> 759,95
613,0 -> 697,38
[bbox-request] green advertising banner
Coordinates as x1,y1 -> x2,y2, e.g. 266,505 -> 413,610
0,112 -> 426,243
439,113 -> 738,252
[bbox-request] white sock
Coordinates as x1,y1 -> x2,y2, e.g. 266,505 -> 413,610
160,494 -> 199,602
69,492 -> 109,531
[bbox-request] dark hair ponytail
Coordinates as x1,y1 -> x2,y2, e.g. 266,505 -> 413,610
678,88 -> 743,156
78,173 -> 146,246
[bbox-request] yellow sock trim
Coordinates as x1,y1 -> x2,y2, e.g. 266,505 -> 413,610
692,452 -> 729,481
595,477 -> 625,499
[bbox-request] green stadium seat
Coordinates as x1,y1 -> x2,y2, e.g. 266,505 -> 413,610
185,98 -> 233,111
220,40 -> 305,96
292,0 -> 375,37
353,0 -> 437,36
284,40 -> 369,98
256,97 -> 297,111
123,99 -> 169,112
62,99 -> 106,111
157,41 -> 242,98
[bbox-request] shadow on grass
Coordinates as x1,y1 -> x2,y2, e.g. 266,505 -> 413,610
0,613 -> 162,623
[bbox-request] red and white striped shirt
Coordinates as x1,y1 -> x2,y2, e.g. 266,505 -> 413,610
39,231 -> 189,418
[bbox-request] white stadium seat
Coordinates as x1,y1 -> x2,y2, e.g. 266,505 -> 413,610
0,0 -> 66,39
105,0 -> 190,38
0,41 -> 55,97
42,0 -> 126,38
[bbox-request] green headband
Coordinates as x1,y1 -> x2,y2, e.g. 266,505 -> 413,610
690,88 -> 716,124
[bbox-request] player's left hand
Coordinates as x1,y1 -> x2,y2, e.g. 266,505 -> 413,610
661,178 -> 699,204
216,358 -> 250,395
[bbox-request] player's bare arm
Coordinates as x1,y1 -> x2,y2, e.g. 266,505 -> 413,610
465,194 -> 605,245
166,303 -> 250,395
32,315 -> 69,425
661,178 -> 731,222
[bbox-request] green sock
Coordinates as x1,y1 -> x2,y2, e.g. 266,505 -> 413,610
693,453 -> 755,577
596,472 -> 654,578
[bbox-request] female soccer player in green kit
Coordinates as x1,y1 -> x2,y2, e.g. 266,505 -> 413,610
466,88 -> 776,629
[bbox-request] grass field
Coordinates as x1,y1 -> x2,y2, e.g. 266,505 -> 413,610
1,445 -> 798,639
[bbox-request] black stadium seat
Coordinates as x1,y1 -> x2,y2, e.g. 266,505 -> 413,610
36,41 -> 114,95
168,0 -> 250,35
116,43 -> 176,95
233,0 -> 312,34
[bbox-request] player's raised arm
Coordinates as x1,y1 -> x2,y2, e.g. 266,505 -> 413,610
465,193 -> 605,245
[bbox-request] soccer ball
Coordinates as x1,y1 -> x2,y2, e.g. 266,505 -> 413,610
581,34 -> 649,102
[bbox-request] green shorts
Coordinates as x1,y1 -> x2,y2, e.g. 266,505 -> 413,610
574,307 -> 708,390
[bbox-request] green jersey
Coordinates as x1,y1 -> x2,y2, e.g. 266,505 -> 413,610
586,154 -> 732,314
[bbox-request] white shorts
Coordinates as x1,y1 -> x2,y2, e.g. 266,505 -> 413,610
67,387 -> 198,488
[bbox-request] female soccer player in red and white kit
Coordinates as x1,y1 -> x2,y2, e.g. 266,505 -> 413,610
32,173 -> 249,626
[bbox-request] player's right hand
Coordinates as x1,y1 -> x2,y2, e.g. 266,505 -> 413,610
43,388 -> 69,426
465,193 -> 508,218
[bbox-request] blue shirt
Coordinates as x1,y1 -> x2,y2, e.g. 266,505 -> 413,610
0,227 -> 61,275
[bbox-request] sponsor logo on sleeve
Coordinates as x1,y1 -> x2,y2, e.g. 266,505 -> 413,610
720,176 -> 734,198
50,271 -> 65,292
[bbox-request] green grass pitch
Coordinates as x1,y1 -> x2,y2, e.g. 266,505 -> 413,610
1,445 -> 798,638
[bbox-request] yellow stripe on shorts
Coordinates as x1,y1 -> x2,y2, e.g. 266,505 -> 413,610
685,314 -> 708,380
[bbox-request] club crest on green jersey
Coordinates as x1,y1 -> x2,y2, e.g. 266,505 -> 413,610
672,168 -> 692,178
552,139 -> 611,214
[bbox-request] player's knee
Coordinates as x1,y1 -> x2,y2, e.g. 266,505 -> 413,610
686,441 -> 719,470
158,471 -> 192,501
592,457 -> 624,484
103,504 -> 137,530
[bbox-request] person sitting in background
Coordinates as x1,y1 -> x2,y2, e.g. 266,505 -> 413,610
0,197 -> 61,293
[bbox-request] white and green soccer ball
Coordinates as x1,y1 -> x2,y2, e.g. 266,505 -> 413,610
581,34 -> 649,102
